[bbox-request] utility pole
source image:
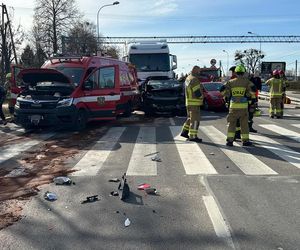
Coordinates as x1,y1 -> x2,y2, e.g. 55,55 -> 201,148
0,4 -> 18,82
296,60 -> 298,81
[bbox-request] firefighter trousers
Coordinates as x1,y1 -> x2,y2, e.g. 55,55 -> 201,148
227,109 -> 249,143
182,105 -> 201,139
270,97 -> 283,117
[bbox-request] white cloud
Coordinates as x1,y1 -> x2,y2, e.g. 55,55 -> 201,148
151,0 -> 178,15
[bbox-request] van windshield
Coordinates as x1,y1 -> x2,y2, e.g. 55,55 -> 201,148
50,67 -> 84,85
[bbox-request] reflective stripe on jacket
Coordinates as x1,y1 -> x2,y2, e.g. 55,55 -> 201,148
266,78 -> 285,97
185,74 -> 203,106
222,76 -> 255,109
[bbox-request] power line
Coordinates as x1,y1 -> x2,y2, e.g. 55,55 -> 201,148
99,35 -> 300,44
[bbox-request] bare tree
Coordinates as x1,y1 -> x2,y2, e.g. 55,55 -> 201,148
33,0 -> 81,54
65,21 -> 97,55
235,49 -> 265,74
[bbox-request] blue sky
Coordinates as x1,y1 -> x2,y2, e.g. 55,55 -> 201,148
4,0 -> 300,75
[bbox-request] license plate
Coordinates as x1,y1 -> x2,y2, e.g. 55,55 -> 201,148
29,115 -> 43,124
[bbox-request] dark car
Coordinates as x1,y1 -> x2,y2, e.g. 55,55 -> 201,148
201,82 -> 226,110
141,78 -> 185,116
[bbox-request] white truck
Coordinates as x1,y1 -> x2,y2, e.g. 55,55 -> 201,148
123,40 -> 177,81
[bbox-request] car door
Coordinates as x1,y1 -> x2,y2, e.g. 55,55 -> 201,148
10,65 -> 23,104
82,65 -> 120,119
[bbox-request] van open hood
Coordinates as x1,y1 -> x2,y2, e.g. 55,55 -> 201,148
18,68 -> 72,86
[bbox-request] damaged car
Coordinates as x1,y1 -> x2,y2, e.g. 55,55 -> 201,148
140,77 -> 185,116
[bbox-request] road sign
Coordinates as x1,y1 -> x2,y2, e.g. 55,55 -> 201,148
261,62 -> 286,75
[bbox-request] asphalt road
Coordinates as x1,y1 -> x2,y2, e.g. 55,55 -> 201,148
0,99 -> 299,250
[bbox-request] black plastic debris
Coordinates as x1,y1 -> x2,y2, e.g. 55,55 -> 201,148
144,188 -> 157,195
108,178 -> 120,182
110,191 -> 119,196
118,173 -> 130,201
53,176 -> 74,185
44,191 -> 57,201
81,195 -> 99,204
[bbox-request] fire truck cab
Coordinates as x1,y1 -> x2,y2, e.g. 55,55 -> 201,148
14,56 -> 139,130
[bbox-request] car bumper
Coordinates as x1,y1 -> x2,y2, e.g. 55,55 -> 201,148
14,105 -> 78,128
145,99 -> 186,113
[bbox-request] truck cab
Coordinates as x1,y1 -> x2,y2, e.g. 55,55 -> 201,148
123,40 -> 177,81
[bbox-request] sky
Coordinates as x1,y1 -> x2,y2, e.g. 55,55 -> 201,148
3,0 -> 300,75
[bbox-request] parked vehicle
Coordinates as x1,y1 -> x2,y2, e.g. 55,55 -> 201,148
123,40 -> 177,82
201,82 -> 226,110
140,77 -> 185,116
14,56 -> 140,130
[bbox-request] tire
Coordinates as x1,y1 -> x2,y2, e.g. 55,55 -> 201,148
74,110 -> 87,131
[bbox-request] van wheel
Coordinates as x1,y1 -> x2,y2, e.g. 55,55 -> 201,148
74,110 -> 87,131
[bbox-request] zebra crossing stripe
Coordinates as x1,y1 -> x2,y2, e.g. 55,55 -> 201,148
0,132 -> 56,164
127,127 -> 157,176
71,127 -> 125,176
259,124 -> 300,143
251,134 -> 300,169
170,126 -> 217,175
292,124 -> 300,129
200,126 -> 278,175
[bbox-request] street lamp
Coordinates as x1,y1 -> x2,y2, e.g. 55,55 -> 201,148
248,31 -> 261,53
222,50 -> 229,76
96,1 -> 120,49
248,31 -> 262,72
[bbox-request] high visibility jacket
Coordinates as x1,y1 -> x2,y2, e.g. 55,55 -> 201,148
266,78 -> 285,98
185,74 -> 203,106
221,76 -> 255,109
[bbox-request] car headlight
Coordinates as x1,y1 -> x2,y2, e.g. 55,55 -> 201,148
57,98 -> 73,107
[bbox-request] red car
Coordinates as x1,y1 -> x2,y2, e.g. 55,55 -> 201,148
201,82 -> 226,110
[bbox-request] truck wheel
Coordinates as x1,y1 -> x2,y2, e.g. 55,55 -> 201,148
74,110 -> 87,131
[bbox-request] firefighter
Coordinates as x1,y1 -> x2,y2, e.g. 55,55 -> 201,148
220,64 -> 256,146
266,70 -> 286,118
4,73 -> 14,115
180,65 -> 204,142
279,70 -> 288,115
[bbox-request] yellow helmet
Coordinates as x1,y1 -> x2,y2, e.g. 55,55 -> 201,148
6,73 -> 12,79
234,65 -> 246,73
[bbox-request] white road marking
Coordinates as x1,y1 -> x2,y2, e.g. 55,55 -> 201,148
126,127 -> 157,176
251,134 -> 300,169
292,124 -> 300,129
285,113 -> 300,117
259,124 -> 300,143
71,127 -> 125,176
0,132 -> 56,164
170,126 -> 217,175
203,196 -> 234,241
200,126 -> 278,175
169,117 -> 175,126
